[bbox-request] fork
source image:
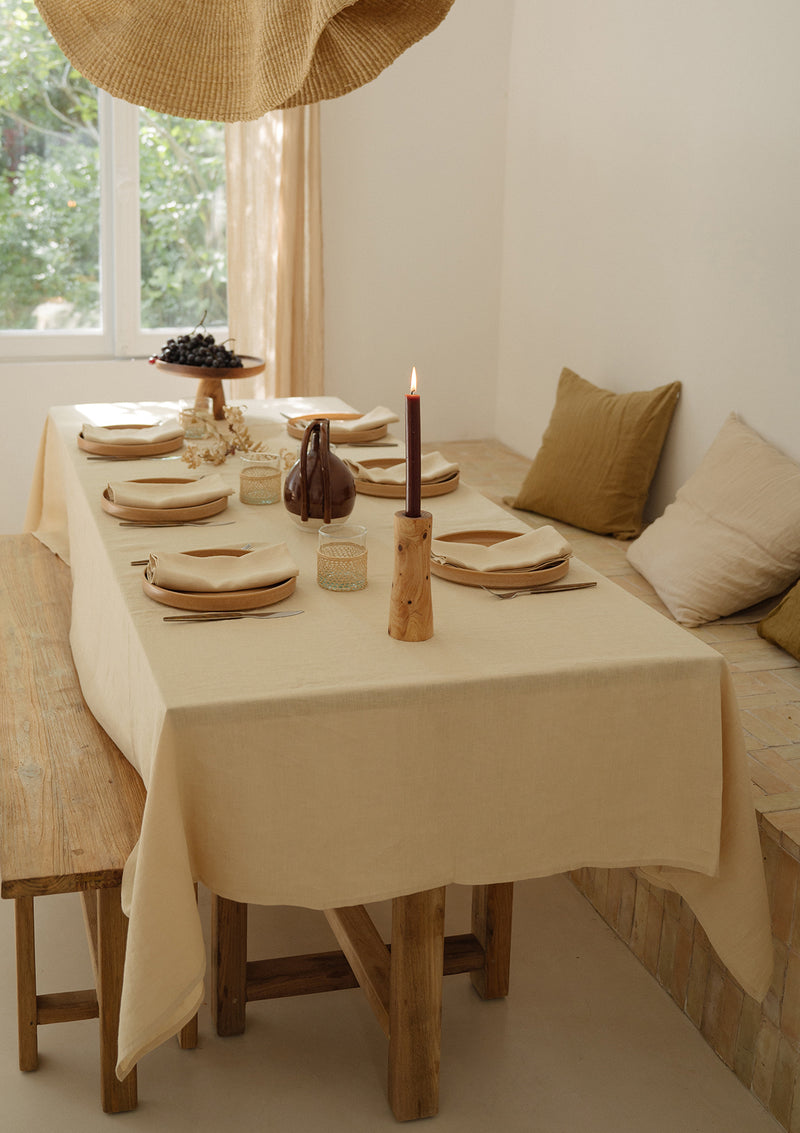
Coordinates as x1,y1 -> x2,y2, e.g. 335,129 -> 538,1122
481,581 -> 598,599
118,519 -> 236,528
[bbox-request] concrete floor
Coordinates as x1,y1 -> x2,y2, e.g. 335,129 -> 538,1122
0,878 -> 780,1132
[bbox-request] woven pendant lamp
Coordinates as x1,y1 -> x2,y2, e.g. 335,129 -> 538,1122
33,0 -> 455,122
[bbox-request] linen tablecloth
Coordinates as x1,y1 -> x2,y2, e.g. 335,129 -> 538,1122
25,400 -> 772,1078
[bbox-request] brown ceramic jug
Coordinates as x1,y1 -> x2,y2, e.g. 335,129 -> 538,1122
283,418 -> 356,526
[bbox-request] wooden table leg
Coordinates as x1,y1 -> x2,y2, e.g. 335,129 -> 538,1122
15,896 -> 38,1072
211,894 -> 248,1036
388,887 -> 446,1122
470,883 -> 513,1000
96,888 -> 137,1113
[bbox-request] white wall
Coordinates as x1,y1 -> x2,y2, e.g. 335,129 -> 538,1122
5,0 -> 797,534
321,0 -> 514,439
495,0 -> 800,518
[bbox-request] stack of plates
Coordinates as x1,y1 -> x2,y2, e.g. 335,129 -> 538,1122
430,530 -> 570,589
286,413 -> 388,444
101,478 -> 230,523
78,424 -> 184,457
142,548 -> 297,611
353,458 -> 459,498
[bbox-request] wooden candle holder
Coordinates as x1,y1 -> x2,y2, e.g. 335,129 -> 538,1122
389,511 -> 434,642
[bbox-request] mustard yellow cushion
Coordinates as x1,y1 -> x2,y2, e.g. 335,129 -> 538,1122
511,368 -> 681,538
758,584 -> 800,660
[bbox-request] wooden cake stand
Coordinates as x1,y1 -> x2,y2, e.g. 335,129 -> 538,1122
154,356 -> 265,419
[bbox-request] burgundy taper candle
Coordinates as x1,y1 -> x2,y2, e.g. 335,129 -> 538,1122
405,367 -> 421,517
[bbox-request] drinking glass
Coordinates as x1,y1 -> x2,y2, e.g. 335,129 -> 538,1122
317,524 -> 368,591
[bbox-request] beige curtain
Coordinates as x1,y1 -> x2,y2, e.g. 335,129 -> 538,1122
225,105 -> 323,399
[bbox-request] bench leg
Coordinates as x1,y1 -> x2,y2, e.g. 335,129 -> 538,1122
211,894 -> 248,1036
14,896 -> 38,1072
388,887 -> 446,1122
95,888 -> 138,1113
470,883 -> 513,1000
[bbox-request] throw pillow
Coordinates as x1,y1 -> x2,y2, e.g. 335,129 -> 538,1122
757,584 -> 800,660
511,368 -> 681,539
627,413 -> 800,626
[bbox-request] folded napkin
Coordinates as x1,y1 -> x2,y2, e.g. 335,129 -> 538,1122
328,406 -> 399,435
82,420 -> 184,445
431,526 -> 572,573
107,473 -> 234,508
145,543 -> 299,592
344,451 -> 459,485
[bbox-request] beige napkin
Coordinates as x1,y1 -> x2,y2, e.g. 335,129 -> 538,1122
107,473 -> 233,508
330,406 -> 399,435
431,526 -> 572,572
82,420 -> 184,445
344,451 -> 459,485
145,543 -> 299,592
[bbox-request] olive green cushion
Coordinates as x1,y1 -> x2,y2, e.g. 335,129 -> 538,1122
758,584 -> 800,660
511,368 -> 681,538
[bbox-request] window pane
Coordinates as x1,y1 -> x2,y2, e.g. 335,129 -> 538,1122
139,111 -> 227,331
0,0 -> 100,331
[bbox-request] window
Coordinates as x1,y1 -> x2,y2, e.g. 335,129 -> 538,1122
0,0 -> 228,360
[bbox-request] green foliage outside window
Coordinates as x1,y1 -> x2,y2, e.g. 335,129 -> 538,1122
0,0 -> 227,334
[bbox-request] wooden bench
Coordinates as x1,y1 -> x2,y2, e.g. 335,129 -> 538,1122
0,534 -> 197,1113
212,882 -> 514,1121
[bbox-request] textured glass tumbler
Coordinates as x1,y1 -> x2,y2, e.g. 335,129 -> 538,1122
179,397 -> 213,438
239,451 -> 281,505
317,524 -> 367,591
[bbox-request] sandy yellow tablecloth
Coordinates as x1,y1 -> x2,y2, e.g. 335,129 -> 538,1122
25,401 -> 772,1079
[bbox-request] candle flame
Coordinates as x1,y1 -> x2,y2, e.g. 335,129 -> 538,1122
410,366 -> 417,395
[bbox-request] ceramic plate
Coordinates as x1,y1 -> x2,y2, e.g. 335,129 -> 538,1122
101,478 -> 229,522
78,424 -> 184,457
286,413 -> 388,444
431,529 -> 570,589
353,458 -> 459,498
142,548 -> 297,611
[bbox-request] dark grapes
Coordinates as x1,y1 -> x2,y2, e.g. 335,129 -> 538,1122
148,321 -> 243,369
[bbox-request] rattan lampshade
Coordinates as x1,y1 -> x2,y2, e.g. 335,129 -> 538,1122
34,0 -> 455,122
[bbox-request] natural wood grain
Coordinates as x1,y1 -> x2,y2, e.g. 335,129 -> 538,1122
470,882 -> 514,999
388,887 -> 446,1121
0,536 -> 146,898
211,894 -> 248,1036
324,905 -> 391,1035
96,887 -> 138,1113
15,895 -> 37,1071
388,510 -> 434,641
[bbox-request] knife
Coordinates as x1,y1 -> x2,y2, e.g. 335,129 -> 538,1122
163,609 -> 303,623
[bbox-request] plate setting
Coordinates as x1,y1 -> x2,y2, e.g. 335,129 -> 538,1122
352,458 -> 460,499
101,478 -> 230,523
286,413 -> 388,444
430,529 -> 570,589
78,424 -> 184,458
142,548 -> 297,611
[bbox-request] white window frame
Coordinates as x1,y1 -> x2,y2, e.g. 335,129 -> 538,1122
1,92 -> 227,362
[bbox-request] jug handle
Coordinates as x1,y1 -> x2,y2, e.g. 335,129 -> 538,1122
298,419 -> 333,524
319,419 -> 332,525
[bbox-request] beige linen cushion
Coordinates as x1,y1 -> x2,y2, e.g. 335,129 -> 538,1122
627,413 -> 800,627
511,368 -> 681,538
757,583 -> 800,660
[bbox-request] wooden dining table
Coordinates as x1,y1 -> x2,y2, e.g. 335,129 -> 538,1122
25,397 -> 772,1114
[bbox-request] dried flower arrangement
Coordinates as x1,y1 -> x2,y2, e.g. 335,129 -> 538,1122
181,404 -> 297,471
181,404 -> 264,468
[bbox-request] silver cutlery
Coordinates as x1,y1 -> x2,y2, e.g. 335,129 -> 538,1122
163,609 -> 303,623
481,581 -> 598,599
87,454 -> 183,461
119,520 -> 236,528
